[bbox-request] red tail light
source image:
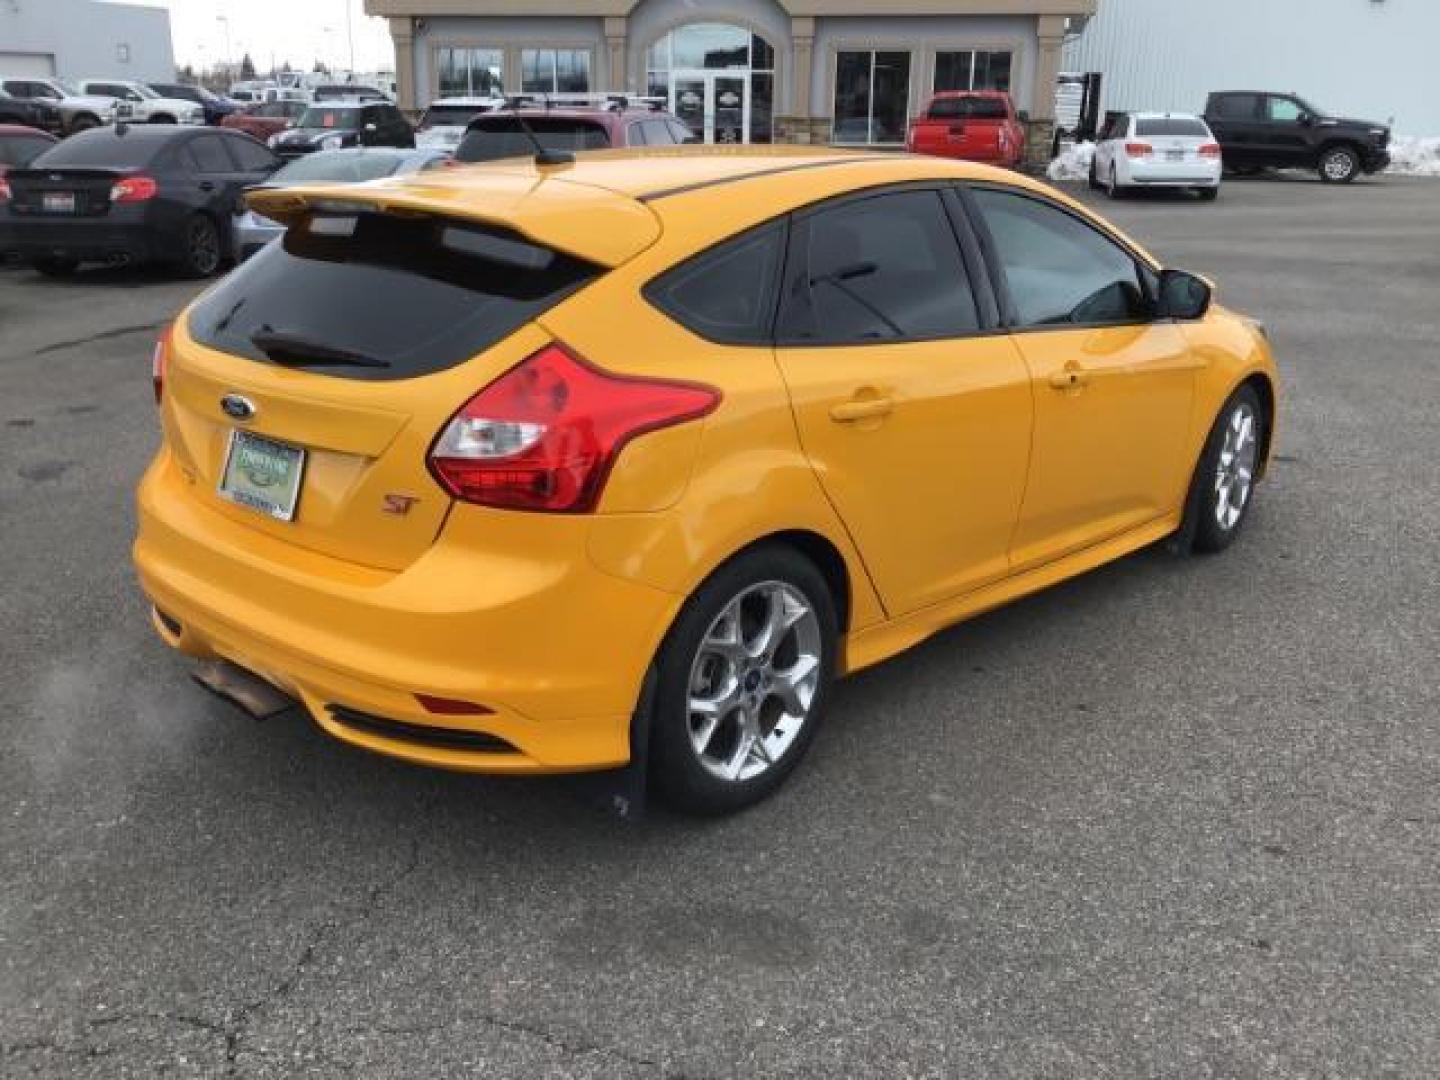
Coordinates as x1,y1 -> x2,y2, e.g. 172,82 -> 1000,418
0,176 -> 10,203
111,175 -> 158,203
1199,142 -> 1223,158
1124,142 -> 1153,158
429,343 -> 721,513
152,324 -> 172,405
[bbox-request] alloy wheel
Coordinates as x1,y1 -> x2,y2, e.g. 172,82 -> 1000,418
188,219 -> 219,275
686,581 -> 823,783
1214,401 -> 1259,531
1322,149 -> 1356,182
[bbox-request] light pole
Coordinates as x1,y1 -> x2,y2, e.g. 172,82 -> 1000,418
216,15 -> 232,78
344,0 -> 355,77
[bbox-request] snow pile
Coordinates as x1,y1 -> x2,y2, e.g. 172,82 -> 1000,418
1387,136 -> 1440,177
1047,141 -> 1095,184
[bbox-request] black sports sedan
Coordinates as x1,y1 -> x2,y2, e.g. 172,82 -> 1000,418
0,124 -> 279,277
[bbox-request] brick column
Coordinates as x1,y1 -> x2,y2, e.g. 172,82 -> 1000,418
1025,14 -> 1066,168
780,16 -> 816,144
605,16 -> 628,94
390,17 -> 416,113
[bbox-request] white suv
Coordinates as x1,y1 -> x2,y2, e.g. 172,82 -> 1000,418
76,79 -> 205,125
1091,111 -> 1223,201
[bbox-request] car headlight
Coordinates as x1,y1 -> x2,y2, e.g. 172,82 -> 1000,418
319,133 -> 344,150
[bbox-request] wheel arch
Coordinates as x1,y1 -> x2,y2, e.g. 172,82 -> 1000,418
1239,371 -> 1277,477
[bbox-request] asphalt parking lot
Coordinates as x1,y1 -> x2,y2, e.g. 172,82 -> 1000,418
2,174 -> 1437,1078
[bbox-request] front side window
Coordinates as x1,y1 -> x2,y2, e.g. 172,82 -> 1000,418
228,136 -> 279,172
833,51 -> 912,146
934,50 -> 1013,94
437,46 -> 503,98
1266,96 -> 1304,123
188,135 -> 232,174
781,190 -> 979,344
521,49 -> 591,94
971,188 -> 1150,328
646,222 -> 785,345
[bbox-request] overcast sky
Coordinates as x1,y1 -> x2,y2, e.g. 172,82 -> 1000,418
134,0 -> 396,74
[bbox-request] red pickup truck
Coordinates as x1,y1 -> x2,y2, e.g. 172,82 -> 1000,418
906,91 -> 1026,168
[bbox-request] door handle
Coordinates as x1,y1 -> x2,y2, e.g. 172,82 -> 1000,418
1048,367 -> 1092,391
830,397 -> 894,423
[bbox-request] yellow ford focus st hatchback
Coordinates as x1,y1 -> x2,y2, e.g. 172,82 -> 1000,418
134,148 -> 1278,815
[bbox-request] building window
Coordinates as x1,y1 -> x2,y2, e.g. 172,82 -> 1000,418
645,24 -> 776,145
833,50 -> 912,145
521,49 -> 591,94
437,47 -> 503,99
934,50 -> 1013,93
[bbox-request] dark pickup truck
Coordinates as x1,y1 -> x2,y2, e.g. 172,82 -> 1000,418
1202,91 -> 1391,183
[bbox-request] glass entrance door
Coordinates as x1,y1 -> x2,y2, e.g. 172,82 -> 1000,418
671,71 -> 751,144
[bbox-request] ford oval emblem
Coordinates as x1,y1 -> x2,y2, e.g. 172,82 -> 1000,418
220,394 -> 256,421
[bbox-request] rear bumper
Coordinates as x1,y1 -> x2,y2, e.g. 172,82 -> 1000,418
1123,158 -> 1223,186
133,450 -> 682,775
0,212 -> 166,264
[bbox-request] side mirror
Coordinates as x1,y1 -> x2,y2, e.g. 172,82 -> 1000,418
1297,112 -> 1314,127
1017,109 -> 1031,123
363,122 -> 377,133
1158,269 -> 1213,321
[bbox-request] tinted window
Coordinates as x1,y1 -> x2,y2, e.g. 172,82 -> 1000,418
1211,94 -> 1258,120
228,135 -> 277,171
88,83 -> 127,98
645,222 -> 785,345
627,122 -> 648,147
271,153 -> 403,183
0,134 -> 52,167
929,96 -> 1007,120
781,190 -> 979,344
188,135 -> 232,173
1135,118 -> 1210,138
457,117 -> 610,162
30,131 -> 164,167
422,105 -> 488,127
972,188 -> 1149,327
188,213 -> 600,381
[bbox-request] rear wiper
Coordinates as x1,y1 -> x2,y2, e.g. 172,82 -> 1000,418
249,328 -> 390,368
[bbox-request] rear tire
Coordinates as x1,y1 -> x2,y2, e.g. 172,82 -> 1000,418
176,214 -> 222,278
1087,160 -> 1100,190
1106,164 -> 1124,199
150,114 -> 177,125
33,257 -> 79,278
649,545 -> 838,816
1185,385 -> 1266,555
69,113 -> 100,133
1318,144 -> 1360,184
1196,186 -> 1220,201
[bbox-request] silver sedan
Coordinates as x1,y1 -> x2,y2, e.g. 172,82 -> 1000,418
234,147 -> 454,259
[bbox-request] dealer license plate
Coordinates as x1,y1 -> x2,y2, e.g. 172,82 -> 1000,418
218,430 -> 306,522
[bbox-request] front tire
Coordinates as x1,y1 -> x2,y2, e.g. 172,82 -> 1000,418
650,545 -> 838,816
1319,144 -> 1360,184
33,256 -> 79,278
1187,386 -> 1265,554
177,214 -> 222,278
149,113 -> 177,125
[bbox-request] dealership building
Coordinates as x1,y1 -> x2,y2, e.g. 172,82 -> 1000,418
365,1 -> 1095,151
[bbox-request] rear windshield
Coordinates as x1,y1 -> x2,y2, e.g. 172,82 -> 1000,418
270,153 -> 404,183
29,131 -> 163,167
929,97 -> 1008,120
423,105 -> 491,127
188,212 -> 600,381
297,106 -> 361,129
1135,118 -> 1210,138
456,117 -> 610,162
0,133 -> 52,168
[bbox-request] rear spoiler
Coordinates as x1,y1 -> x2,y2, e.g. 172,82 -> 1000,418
245,172 -> 662,268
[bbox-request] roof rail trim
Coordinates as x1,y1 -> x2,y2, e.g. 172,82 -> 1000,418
637,156 -> 880,204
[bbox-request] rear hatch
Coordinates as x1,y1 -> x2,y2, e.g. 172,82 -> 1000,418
162,174 -> 659,572
910,96 -> 1010,160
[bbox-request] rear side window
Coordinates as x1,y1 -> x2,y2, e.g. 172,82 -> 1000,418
188,213 -> 600,381
30,131 -> 162,167
645,222 -> 785,345
1135,118 -> 1210,138
457,117 -> 610,162
929,97 -> 1007,121
188,135 -> 232,173
1210,94 -> 1258,119
780,190 -> 980,344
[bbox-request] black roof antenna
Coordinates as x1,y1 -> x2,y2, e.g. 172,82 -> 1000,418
504,94 -> 573,167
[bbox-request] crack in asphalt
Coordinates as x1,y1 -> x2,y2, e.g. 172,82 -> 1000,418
26,320 -> 169,360
220,836 -> 425,1075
